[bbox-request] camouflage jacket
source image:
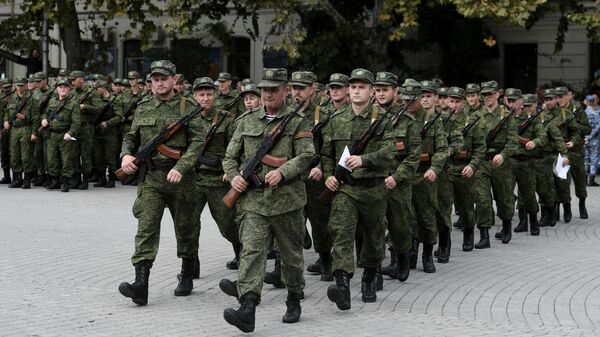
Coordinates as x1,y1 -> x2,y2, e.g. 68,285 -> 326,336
43,93 -> 80,136
477,104 -> 518,159
446,109 -> 485,172
196,106 -> 236,187
5,90 -> 39,135
383,103 -> 421,184
71,86 -> 103,124
416,108 -> 448,175
514,112 -> 546,157
543,106 -> 580,151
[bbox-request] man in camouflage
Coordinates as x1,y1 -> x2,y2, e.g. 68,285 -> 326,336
0,79 -> 14,183
216,72 -> 244,118
31,72 -> 53,187
93,80 -> 121,188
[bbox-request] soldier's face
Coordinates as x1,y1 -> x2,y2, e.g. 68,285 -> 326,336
261,86 -> 286,112
349,81 -> 372,105
193,89 -> 215,109
437,96 -> 448,108
466,93 -> 480,107
73,77 -> 84,88
151,74 -> 176,96
483,91 -> 499,108
329,85 -> 348,102
448,97 -> 465,111
16,84 -> 26,94
420,92 -> 437,109
244,93 -> 261,109
524,104 -> 536,114
374,85 -> 396,106
544,97 -> 557,108
403,96 -> 422,114
129,79 -> 138,88
57,85 -> 70,99
557,94 -> 569,107
291,85 -> 312,104
219,80 -> 231,93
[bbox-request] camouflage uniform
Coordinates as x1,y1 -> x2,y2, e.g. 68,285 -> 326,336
94,81 -> 122,184
0,81 -> 13,180
216,72 -> 244,118
32,75 -> 54,183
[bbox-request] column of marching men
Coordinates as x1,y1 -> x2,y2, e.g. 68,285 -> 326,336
0,64 -> 595,333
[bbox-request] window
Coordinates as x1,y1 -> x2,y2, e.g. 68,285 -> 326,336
171,39 -> 220,80
227,37 -> 250,80
123,40 -> 144,76
504,43 -> 537,93
590,43 -> 600,87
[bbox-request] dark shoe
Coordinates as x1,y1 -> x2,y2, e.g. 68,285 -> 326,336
21,172 -> 32,189
174,258 -> 195,296
563,203 -> 572,223
46,176 -> 60,190
307,258 -> 321,273
226,244 -> 240,270
282,292 -> 302,323
33,173 -> 46,187
219,279 -> 238,298
361,268 -> 377,303
548,205 -> 558,227
223,294 -> 257,333
43,174 -> 52,188
494,230 -> 502,239
437,229 -> 450,264
501,220 -> 512,244
579,199 -> 588,219
381,247 -> 398,279
422,244 -> 436,273
397,253 -> 410,282
462,228 -> 474,252
78,175 -> 89,190
327,271 -> 351,310
408,238 -> 419,269
588,175 -> 599,186
61,177 -> 70,192
69,176 -> 80,189
93,176 -> 107,187
105,172 -> 116,188
264,254 -> 285,288
539,207 -> 549,227
553,203 -> 559,224
319,251 -> 333,282
9,172 -> 22,188
303,227 -> 312,250
514,209 -> 528,232
118,260 -> 151,306
529,212 -> 540,236
0,168 -> 11,184
474,228 -> 490,249
374,269 -> 383,291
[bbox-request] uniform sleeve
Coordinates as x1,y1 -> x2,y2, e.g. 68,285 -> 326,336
319,118 -> 336,179
428,119 -> 448,175
173,103 -> 205,175
105,97 -> 123,127
447,122 -> 464,157
30,96 -> 41,137
390,120 -> 421,183
468,125 -> 486,171
67,102 -> 80,137
120,108 -> 141,158
577,110 -> 592,136
547,124 -> 568,156
278,117 -> 315,180
531,121 -> 547,148
360,122 -> 396,169
500,115 -> 519,159
223,117 -> 245,181
81,91 -> 104,116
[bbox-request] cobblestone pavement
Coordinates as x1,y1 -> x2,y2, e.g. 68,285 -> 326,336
1,184 -> 600,337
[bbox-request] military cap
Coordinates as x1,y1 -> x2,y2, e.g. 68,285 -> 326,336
316,83 -> 325,92
192,77 -> 214,90
150,60 -> 176,76
145,74 -> 152,83
480,80 -> 499,94
504,88 -> 522,100
447,86 -> 466,99
542,88 -> 556,98
241,83 -> 260,96
290,71 -> 317,87
522,94 -> 537,106
0,78 -> 12,88
27,74 -> 38,83
349,68 -> 374,84
33,72 -> 47,81
555,86 -> 569,95
112,78 -> 122,85
91,73 -> 105,81
14,77 -> 27,85
465,83 -> 481,94
127,71 -> 140,80
70,70 -> 85,79
329,73 -> 349,87
120,79 -> 131,87
55,79 -> 71,87
400,78 -> 422,100
373,71 -> 398,86
95,80 -> 108,88
175,74 -> 185,84
420,80 -> 438,94
58,69 -> 69,77
240,78 -> 253,85
437,87 -> 449,97
218,72 -> 232,81
257,68 -> 288,88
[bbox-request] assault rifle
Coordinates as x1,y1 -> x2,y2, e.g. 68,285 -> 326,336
517,111 -> 541,145
391,96 -> 416,128
94,96 -> 115,126
557,115 -> 576,129
121,94 -> 146,123
420,111 -> 441,138
462,115 -> 481,135
38,97 -> 70,132
310,96 -> 333,137
485,108 -> 513,147
1,94 -> 32,139
115,106 -> 204,181
222,101 -> 305,209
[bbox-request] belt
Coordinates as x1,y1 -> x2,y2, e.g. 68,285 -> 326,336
448,158 -> 469,165
254,176 -> 300,189
149,159 -> 177,171
50,128 -> 68,133
351,177 -> 383,188
196,169 -> 224,176
513,154 -> 535,161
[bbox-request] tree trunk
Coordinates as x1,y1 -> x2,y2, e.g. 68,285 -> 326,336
56,0 -> 82,69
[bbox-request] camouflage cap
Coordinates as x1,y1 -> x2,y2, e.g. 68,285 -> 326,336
150,60 -> 176,76
420,80 -> 438,94
218,72 -> 232,81
555,86 -> 568,95
55,79 -> 71,87
480,80 -> 499,94
192,77 -> 215,91
447,86 -> 466,99
70,70 -> 85,79
145,74 -> 152,83
329,73 -> 349,87
290,71 -> 317,87
240,78 -> 253,86
465,83 -> 481,94
27,74 -> 38,83
91,73 -> 105,81
374,71 -> 398,86
14,77 -> 27,85
349,68 -> 374,84
241,83 -> 261,96
400,78 -> 422,100
58,69 -> 69,77
33,72 -> 47,81
95,80 -> 108,88
316,83 -> 325,92
542,88 -> 556,98
257,68 -> 288,88
0,78 -> 12,88
127,71 -> 140,80
175,74 -> 185,84
120,79 -> 131,87
522,94 -> 537,106
113,78 -> 122,85
438,87 -> 449,97
504,88 -> 522,100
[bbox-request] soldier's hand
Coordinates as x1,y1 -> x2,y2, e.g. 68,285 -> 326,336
562,157 -> 570,167
325,176 -> 340,191
3,121 -> 9,129
100,122 -> 108,129
492,154 -> 504,167
63,133 -> 73,141
525,141 -> 536,150
80,104 -> 85,111
41,119 -> 49,127
345,155 -> 363,169
424,169 -> 437,183
308,167 -> 323,181
222,173 -> 228,182
31,134 -> 37,142
167,169 -> 183,184
566,141 -> 574,149
231,175 -> 248,192
265,170 -> 283,187
121,154 -> 138,175
385,176 -> 397,190
462,165 -> 474,178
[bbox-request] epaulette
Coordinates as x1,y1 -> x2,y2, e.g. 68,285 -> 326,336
235,106 -> 260,121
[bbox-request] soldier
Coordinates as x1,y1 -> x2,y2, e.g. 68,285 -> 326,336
221,68 -> 314,332
118,71 -> 146,186
241,83 -> 261,110
586,93 -> 600,187
321,68 -> 392,308
216,72 -> 244,118
0,79 -> 14,183
31,72 -> 53,187
93,80 -> 121,188
3,77 -> 39,188
325,73 -> 350,112
118,60 -> 204,305
437,87 -> 450,114
174,73 -> 187,94
465,83 -> 482,116
40,79 -> 80,192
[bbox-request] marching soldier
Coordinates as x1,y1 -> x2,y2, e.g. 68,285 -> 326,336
216,72 -> 244,118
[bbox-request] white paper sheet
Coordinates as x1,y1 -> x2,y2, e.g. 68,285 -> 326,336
338,146 -> 353,172
553,153 -> 570,179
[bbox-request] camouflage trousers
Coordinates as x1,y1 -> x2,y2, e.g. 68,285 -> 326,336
0,129 -> 9,170
94,130 -> 118,175
329,183 -> 387,275
304,178 -> 332,253
194,181 -> 239,247
73,123 -> 95,175
536,153 -> 557,208
475,158 -> 515,227
9,126 -> 35,173
47,132 -> 76,178
412,170 -> 439,245
569,150 -> 586,200
131,169 -> 199,265
438,163 -> 477,231
34,131 -> 49,175
511,156 -> 539,213
434,169 -> 452,232
386,180 -> 413,254
236,208 -> 305,302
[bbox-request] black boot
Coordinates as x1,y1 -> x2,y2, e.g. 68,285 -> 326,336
219,279 -> 239,298
475,228 -> 490,249
43,174 -> 52,188
46,176 -> 60,190
89,171 -> 99,183
61,176 -> 70,192
563,203 -> 572,223
514,208 -> 528,232
93,175 -> 107,187
33,173 -> 46,187
174,258 -> 195,296
21,172 -> 32,189
118,260 -> 151,305
361,268 -> 377,303
319,251 -> 333,282
0,168 -> 11,184
307,257 -> 321,273
264,253 -> 285,288
397,253 -> 410,282
408,238 -> 419,269
374,266 -> 383,291
78,174 -> 89,190
223,293 -> 258,333
9,172 -> 22,188
588,175 -> 599,186
282,291 -> 302,323
226,244 -> 241,270
494,229 -> 502,239
192,256 -> 200,279
303,227 -> 312,250
529,212 -> 540,236
327,270 -> 351,310
548,205 -> 558,227
381,247 -> 398,279
437,229 -> 450,263
462,227 -> 474,252
453,217 -> 463,229
501,220 -> 512,244
539,207 -> 549,227
579,199 -> 588,219
69,175 -> 80,189
105,172 -> 116,188
553,203 -> 560,224
422,244 -> 436,273
355,237 -> 363,267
